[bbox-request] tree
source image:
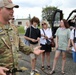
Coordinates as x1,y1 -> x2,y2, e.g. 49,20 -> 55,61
42,6 -> 59,24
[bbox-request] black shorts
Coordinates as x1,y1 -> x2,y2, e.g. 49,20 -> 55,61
40,44 -> 51,52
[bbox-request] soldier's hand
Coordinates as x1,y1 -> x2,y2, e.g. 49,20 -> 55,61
0,67 -> 9,75
33,46 -> 45,55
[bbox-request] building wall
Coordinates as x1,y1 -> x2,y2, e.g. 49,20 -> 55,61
15,19 -> 30,27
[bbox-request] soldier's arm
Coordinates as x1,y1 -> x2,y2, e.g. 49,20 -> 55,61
10,24 -> 33,55
19,38 -> 44,55
19,38 -> 33,55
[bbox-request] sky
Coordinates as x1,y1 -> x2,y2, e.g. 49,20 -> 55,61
13,0 -> 76,20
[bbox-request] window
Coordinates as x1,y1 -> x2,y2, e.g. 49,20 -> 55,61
18,21 -> 22,25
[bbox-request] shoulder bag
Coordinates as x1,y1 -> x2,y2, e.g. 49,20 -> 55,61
42,29 -> 55,47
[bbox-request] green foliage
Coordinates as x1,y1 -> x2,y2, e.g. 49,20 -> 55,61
42,6 -> 59,24
18,26 -> 25,34
17,25 -> 41,35
42,6 -> 57,12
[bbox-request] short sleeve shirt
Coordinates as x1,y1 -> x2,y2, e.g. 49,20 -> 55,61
55,28 -> 70,50
25,26 -> 41,44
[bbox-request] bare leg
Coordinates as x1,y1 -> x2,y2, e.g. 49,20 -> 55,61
61,52 -> 66,73
52,51 -> 61,71
46,52 -> 50,66
41,52 -> 45,66
50,51 -> 61,74
31,58 -> 36,70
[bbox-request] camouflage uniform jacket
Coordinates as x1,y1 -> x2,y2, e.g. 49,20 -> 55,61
0,23 -> 33,69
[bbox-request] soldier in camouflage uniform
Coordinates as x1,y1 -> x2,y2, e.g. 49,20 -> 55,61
0,0 -> 44,75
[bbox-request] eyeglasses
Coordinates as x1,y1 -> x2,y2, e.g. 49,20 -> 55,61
42,23 -> 47,25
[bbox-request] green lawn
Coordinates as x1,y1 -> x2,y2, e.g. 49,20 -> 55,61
18,25 -> 41,35
18,26 -> 25,34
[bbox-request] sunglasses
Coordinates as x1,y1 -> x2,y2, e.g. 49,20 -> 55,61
42,23 -> 47,25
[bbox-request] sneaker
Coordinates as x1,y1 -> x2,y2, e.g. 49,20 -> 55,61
30,70 -> 35,75
34,69 -> 39,73
49,70 -> 55,74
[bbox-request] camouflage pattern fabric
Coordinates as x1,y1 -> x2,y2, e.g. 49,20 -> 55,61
0,23 -> 33,70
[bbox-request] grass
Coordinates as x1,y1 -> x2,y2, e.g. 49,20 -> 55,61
17,25 -> 41,35
18,26 -> 25,34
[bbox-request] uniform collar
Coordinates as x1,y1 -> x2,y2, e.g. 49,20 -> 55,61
0,23 -> 12,30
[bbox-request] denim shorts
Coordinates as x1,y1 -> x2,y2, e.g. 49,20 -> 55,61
56,49 -> 66,52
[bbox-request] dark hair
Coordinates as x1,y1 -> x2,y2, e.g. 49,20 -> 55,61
61,19 -> 70,28
30,16 -> 40,25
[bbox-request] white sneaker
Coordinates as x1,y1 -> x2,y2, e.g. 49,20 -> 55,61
30,70 -> 35,75
34,69 -> 39,73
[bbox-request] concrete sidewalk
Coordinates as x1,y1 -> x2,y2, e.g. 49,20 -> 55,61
18,35 -> 76,75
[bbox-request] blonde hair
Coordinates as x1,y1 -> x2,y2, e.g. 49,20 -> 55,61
40,20 -> 50,28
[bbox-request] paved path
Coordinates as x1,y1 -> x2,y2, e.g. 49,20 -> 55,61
18,35 -> 76,75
